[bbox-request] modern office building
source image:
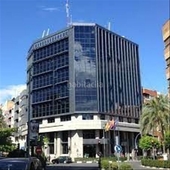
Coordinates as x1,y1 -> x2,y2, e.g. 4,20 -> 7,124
27,23 -> 142,159
162,19 -> 170,97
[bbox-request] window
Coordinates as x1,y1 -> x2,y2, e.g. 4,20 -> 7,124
61,131 -> 68,142
83,130 -> 95,139
100,114 -> 105,120
82,114 -> 93,120
48,118 -> 55,123
127,118 -> 131,123
36,119 -> 42,124
61,115 -> 71,122
119,117 -> 123,122
49,144 -> 54,154
62,143 -> 68,154
135,119 -> 138,124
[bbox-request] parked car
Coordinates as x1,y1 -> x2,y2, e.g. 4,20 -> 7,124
51,156 -> 72,164
0,157 -> 43,170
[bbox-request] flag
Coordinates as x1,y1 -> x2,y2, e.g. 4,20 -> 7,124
109,119 -> 115,129
105,121 -> 110,132
110,118 -> 119,130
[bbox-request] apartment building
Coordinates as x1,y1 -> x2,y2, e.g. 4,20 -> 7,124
162,19 -> 170,97
142,88 -> 157,104
1,90 -> 28,149
13,89 -> 28,149
1,100 -> 15,142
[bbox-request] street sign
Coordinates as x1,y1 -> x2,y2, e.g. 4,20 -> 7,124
35,146 -> 42,155
114,145 -> 122,153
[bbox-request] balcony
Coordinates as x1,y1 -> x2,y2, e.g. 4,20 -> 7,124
164,46 -> 170,60
162,20 -> 170,41
166,67 -> 170,80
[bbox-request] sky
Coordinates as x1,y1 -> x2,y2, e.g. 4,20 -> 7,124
0,0 -> 169,104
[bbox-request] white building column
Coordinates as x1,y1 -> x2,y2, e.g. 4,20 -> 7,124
56,131 -> 61,157
70,130 -> 83,160
95,130 -> 100,158
68,131 -> 71,157
54,132 -> 57,156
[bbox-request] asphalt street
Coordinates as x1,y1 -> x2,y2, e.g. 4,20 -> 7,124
46,161 -> 170,170
46,163 -> 99,170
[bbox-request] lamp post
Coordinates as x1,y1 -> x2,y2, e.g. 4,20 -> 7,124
135,132 -> 141,150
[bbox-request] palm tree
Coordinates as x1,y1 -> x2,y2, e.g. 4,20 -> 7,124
139,94 -> 170,153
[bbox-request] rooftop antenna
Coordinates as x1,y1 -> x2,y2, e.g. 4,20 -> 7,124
65,0 -> 70,27
46,28 -> 50,36
108,22 -> 111,30
42,30 -> 46,38
70,14 -> 72,25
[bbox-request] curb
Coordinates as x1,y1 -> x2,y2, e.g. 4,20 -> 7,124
142,165 -> 169,169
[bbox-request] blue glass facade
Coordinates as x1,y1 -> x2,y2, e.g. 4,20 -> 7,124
74,26 -> 97,111
96,25 -> 142,118
27,23 -> 142,119
30,37 -> 69,118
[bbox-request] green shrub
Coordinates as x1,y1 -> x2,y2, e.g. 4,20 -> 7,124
141,159 -> 170,168
101,159 -> 110,170
100,160 -> 133,170
119,156 -> 127,162
119,163 -> 133,170
111,162 -> 118,170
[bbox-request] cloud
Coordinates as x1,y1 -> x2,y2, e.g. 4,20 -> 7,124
0,84 -> 26,105
41,6 -> 59,12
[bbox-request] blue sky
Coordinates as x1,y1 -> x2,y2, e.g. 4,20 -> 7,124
0,0 -> 169,103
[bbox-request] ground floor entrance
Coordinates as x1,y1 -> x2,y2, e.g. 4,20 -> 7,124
39,130 -> 140,161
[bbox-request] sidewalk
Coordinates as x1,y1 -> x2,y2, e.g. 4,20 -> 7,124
129,161 -> 170,170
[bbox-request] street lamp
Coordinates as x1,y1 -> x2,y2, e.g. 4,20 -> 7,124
135,133 -> 141,150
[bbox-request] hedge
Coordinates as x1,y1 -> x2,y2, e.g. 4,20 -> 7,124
101,159 -> 133,170
74,157 -> 98,162
74,156 -> 127,163
141,159 -> 170,168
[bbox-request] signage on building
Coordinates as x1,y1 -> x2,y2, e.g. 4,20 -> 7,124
29,121 -> 39,141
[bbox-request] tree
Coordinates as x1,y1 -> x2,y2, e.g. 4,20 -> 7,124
139,135 -> 161,151
165,131 -> 170,149
0,109 -> 7,128
0,108 -> 17,153
0,128 -> 17,152
139,95 -> 170,153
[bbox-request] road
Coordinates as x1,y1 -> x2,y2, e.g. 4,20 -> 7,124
46,163 -> 99,170
46,161 -> 169,170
